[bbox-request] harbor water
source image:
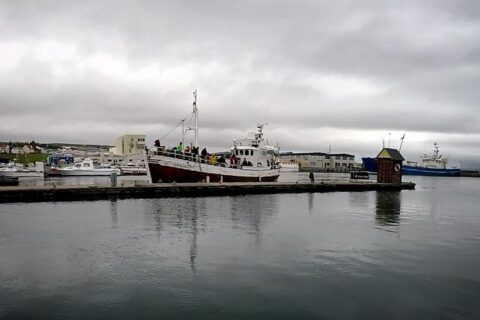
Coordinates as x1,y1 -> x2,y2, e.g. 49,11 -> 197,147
0,174 -> 479,319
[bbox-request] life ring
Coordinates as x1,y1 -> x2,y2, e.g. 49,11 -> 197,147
394,164 -> 401,172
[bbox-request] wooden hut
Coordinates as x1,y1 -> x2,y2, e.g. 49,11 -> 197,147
376,148 -> 404,183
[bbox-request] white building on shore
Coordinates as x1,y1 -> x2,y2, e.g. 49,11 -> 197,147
109,135 -> 146,156
280,152 -> 355,171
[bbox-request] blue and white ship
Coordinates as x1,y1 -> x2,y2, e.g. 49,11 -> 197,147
362,142 -> 461,177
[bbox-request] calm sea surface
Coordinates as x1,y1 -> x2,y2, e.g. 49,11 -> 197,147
1,174 -> 479,319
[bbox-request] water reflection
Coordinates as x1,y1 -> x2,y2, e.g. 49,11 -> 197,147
2,178 -> 480,319
308,193 -> 314,214
142,198 -> 205,273
144,198 -> 164,235
375,191 -> 401,226
188,198 -> 204,273
110,199 -> 118,229
229,194 -> 279,246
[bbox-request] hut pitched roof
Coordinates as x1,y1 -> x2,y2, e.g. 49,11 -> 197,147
376,148 -> 405,161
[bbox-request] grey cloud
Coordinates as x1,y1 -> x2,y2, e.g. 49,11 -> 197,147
1,0 -> 479,167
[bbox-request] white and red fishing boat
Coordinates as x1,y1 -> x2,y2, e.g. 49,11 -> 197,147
147,91 -> 281,183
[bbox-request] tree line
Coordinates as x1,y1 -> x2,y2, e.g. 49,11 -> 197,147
1,141 -> 111,154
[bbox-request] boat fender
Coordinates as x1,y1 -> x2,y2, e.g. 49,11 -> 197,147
395,164 -> 401,172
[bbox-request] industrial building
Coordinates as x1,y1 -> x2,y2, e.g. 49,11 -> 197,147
109,135 -> 146,156
280,152 -> 355,172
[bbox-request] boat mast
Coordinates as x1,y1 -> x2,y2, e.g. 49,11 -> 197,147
181,119 -> 185,149
399,133 -> 405,152
193,89 -> 198,148
433,142 -> 439,158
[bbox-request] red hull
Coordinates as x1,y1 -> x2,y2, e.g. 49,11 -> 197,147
148,163 -> 279,183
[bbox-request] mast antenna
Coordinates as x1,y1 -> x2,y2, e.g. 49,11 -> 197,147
193,89 -> 198,148
266,104 -> 269,126
399,133 -> 405,152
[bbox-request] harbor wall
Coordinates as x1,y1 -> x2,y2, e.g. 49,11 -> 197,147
0,181 -> 415,204
461,170 -> 480,177
299,167 -> 363,173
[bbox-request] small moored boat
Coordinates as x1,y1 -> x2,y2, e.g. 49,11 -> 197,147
57,158 -> 121,176
0,162 -> 44,178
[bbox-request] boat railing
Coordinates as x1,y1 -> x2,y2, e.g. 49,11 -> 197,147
150,147 -> 280,170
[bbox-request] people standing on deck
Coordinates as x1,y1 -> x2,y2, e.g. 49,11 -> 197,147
309,172 -> 315,183
153,140 -> 161,154
242,158 -> 248,168
230,154 -> 237,168
201,148 -> 208,162
175,142 -> 183,153
184,145 -> 191,160
208,154 -> 217,165
191,146 -> 199,162
174,142 -> 183,158
218,155 -> 226,167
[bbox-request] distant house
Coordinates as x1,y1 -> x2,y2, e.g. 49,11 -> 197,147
9,145 -> 37,154
11,147 -> 23,154
22,145 -> 36,154
0,144 -> 7,153
34,146 -> 46,154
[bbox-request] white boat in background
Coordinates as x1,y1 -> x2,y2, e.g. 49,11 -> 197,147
279,160 -> 299,172
57,158 -> 121,176
402,142 -> 461,176
119,162 -> 147,175
0,162 -> 44,178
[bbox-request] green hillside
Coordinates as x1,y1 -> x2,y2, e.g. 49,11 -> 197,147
0,153 -> 48,164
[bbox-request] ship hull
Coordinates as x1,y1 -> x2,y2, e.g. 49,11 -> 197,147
58,170 -> 121,176
0,171 -> 44,178
148,156 -> 280,183
401,166 -> 461,176
362,157 -> 461,177
362,157 -> 377,173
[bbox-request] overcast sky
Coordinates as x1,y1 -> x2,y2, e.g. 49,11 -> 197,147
1,0 -> 479,167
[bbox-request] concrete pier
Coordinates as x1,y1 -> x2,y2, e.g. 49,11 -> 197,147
460,170 -> 480,177
0,181 -> 415,203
